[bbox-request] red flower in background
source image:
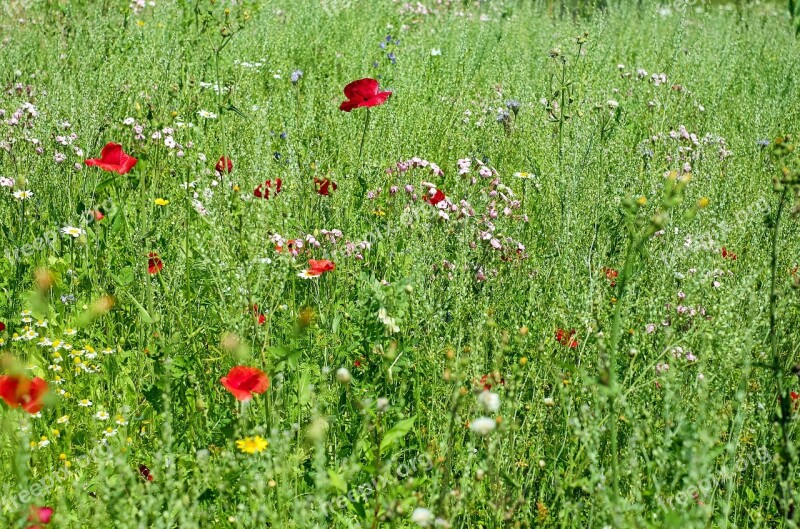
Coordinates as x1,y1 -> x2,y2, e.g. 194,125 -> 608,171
138,464 -> 154,482
252,304 -> 266,326
275,239 -> 301,254
220,366 -> 270,401
721,247 -> 737,260
0,374 -> 48,414
85,142 -> 138,174
556,329 -> 578,349
423,188 -> 446,206
147,253 -> 163,275
603,267 -> 618,286
216,156 -> 233,174
27,505 -> 53,528
308,259 -> 335,274
0,321 -> 5,332
339,78 -> 392,112
314,177 -> 338,196
479,374 -> 506,391
790,391 -> 799,411
254,179 -> 282,199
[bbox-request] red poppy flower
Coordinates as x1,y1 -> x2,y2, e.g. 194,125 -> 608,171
603,267 -> 618,286
84,142 -> 138,174
147,253 -> 163,275
423,188 -> 446,206
138,464 -> 154,482
555,329 -> 578,349
252,304 -> 266,326
0,321 -> 5,332
791,391 -> 799,411
314,177 -> 338,196
92,210 -> 105,221
339,78 -> 392,112
254,179 -> 283,199
220,366 -> 270,401
0,374 -> 48,414
308,259 -> 335,274
216,156 -> 233,174
29,506 -> 54,524
721,247 -> 737,260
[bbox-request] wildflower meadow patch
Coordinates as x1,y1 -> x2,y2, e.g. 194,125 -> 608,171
1,0 -> 800,527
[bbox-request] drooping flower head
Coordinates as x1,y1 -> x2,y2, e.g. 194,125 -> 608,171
85,143 -> 138,174
339,78 -> 392,112
220,366 -> 270,401
0,374 -> 48,414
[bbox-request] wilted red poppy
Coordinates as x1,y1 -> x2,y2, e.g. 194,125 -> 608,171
555,329 -> 578,349
790,391 -> 799,411
254,179 -> 283,199
721,247 -> 737,260
220,366 -> 270,401
147,253 -> 163,275
308,259 -> 335,274
314,177 -> 338,196
339,78 -> 392,112
216,156 -> 233,174
0,374 -> 48,414
85,142 -> 138,174
423,188 -> 446,206
603,267 -> 618,286
138,464 -> 154,482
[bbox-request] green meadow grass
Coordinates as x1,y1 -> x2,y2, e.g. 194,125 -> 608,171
1,0 -> 799,527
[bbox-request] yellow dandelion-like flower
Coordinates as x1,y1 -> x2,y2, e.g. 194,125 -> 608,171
636,196 -> 647,207
154,198 -> 170,206
236,436 -> 269,454
698,197 -> 709,208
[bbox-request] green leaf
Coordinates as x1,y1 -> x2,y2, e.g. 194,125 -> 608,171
380,416 -> 416,454
327,468 -> 347,493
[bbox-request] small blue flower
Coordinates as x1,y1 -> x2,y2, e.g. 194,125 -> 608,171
290,70 -> 303,85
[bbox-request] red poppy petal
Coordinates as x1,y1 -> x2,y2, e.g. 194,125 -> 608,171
339,100 -> 359,112
99,142 -> 123,165
365,91 -> 392,107
0,375 -> 21,408
30,506 -> 53,524
343,78 -> 379,100
220,377 -> 255,401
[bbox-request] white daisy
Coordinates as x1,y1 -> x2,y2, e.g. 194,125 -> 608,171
12,190 -> 33,200
60,226 -> 85,238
